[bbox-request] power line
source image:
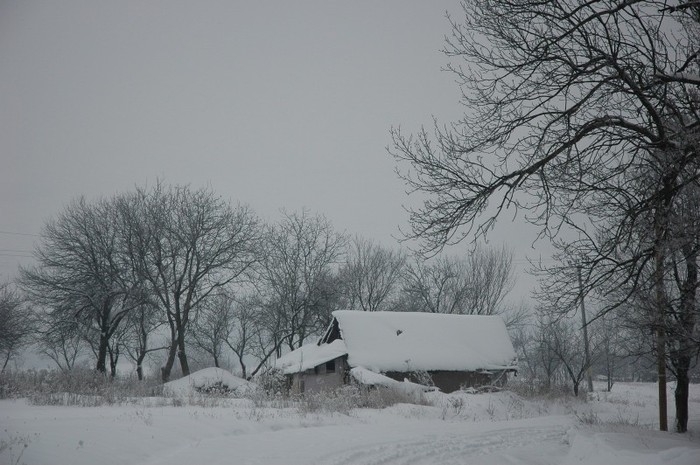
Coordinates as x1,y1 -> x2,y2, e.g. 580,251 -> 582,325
0,253 -> 34,258
0,248 -> 34,254
0,230 -> 41,237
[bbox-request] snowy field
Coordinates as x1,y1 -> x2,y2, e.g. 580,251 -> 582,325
2,378 -> 700,465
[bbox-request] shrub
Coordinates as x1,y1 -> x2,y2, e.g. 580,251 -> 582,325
195,381 -> 235,397
296,384 -> 427,415
254,368 -> 288,396
0,368 -> 162,406
507,379 -> 575,400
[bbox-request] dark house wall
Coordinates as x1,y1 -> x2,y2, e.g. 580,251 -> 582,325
288,356 -> 348,394
285,350 -> 513,394
384,370 -> 508,393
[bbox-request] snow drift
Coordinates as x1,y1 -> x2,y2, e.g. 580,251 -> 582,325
162,367 -> 255,396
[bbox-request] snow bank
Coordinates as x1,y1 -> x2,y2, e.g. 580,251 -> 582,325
162,367 -> 256,396
564,430 -> 700,465
333,310 -> 517,372
3,382 -> 699,465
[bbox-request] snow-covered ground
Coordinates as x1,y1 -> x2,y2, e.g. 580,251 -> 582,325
2,380 -> 699,465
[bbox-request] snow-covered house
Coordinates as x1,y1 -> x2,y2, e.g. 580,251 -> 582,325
275,310 -> 518,393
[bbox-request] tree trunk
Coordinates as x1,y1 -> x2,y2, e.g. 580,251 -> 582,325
109,344 -> 119,378
96,330 -> 109,374
136,317 -> 148,381
161,344 -> 177,382
238,355 -> 247,380
1,349 -> 12,374
674,244 -> 697,433
177,328 -> 190,377
161,322 -> 178,382
675,356 -> 690,433
655,302 -> 668,432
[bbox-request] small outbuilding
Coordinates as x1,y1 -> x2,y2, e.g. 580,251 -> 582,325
275,310 -> 518,393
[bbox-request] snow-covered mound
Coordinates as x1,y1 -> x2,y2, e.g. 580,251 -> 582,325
163,367 -> 256,397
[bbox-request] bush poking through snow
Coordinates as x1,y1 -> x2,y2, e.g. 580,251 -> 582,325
574,410 -> 600,425
195,381 -> 237,396
0,433 -> 32,465
574,407 -> 646,429
255,369 -> 287,396
507,379 -> 580,400
296,384 -> 428,415
1,368 -> 162,406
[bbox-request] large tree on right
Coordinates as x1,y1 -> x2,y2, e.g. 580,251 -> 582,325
391,0 -> 698,432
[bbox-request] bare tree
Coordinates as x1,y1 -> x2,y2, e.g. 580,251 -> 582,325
639,220 -> 700,433
0,283 -> 31,373
465,245 -> 515,316
245,298 -> 286,379
509,324 -> 538,382
341,237 -> 406,312
20,196 -> 143,375
120,183 -> 262,382
260,210 -> 346,353
544,316 -> 601,397
222,295 -> 265,379
534,150 -> 700,431
34,305 -> 86,372
400,245 -> 515,316
391,1 -> 698,253
516,309 -> 603,396
191,292 -> 234,369
402,256 -> 471,314
665,183 -> 700,432
391,0 -> 698,431
597,313 -> 623,392
122,302 -> 166,380
513,314 -> 563,392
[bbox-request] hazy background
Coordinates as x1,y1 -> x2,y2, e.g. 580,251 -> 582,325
0,0 -> 548,299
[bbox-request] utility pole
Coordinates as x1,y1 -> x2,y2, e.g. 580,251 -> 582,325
654,205 -> 668,432
577,266 -> 594,393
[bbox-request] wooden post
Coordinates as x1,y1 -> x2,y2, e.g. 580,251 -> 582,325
654,239 -> 668,432
654,194 -> 668,432
577,266 -> 594,393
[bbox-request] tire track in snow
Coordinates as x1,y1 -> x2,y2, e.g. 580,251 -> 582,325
318,426 -> 567,465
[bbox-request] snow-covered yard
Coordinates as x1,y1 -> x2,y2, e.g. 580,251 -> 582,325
2,380 -> 699,465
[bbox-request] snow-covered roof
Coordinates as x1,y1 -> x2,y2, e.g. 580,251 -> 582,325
332,310 -> 516,373
277,311 -> 517,375
275,339 -> 347,375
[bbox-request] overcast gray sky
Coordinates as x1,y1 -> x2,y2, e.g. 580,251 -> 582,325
1,0 -> 548,298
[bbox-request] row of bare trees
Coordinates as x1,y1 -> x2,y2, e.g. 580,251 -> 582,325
3,182 -> 519,382
391,0 -> 699,432
511,305 -> 661,398
17,184 -> 260,382
0,284 -> 31,374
